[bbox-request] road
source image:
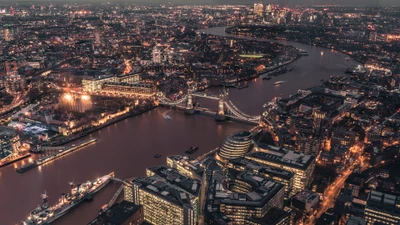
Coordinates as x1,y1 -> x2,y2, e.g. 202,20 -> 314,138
306,165 -> 353,225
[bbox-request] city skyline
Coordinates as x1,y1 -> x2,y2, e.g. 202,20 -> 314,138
0,0 -> 400,6
1,2 -> 400,225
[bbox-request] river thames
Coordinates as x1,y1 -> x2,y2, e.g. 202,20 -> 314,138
0,26 -> 355,225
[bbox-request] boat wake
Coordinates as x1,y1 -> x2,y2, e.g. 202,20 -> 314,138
162,111 -> 172,120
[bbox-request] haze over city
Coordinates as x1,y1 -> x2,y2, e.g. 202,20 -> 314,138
1,1 -> 400,225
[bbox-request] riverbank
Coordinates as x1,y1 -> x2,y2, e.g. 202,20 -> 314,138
49,105 -> 157,147
224,26 -> 363,66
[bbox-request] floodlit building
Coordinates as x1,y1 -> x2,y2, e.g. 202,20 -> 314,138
254,3 -> 264,17
218,131 -> 253,160
166,155 -> 204,180
217,170 -> 285,224
245,145 -> 315,193
364,190 -> 400,225
227,157 -> 294,199
127,167 -> 200,225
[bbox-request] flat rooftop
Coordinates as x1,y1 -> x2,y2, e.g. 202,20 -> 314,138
132,175 -> 197,208
228,157 -> 294,180
87,201 -> 142,225
146,166 -> 201,196
246,145 -> 315,170
246,207 -> 291,225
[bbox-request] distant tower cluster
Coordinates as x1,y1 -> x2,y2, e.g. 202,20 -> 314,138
3,28 -> 11,41
254,3 -> 264,17
152,46 -> 162,64
94,30 -> 101,47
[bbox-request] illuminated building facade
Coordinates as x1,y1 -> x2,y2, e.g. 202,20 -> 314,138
313,108 -> 326,135
82,74 -> 140,93
217,170 -> 285,224
60,93 -> 93,113
152,46 -> 162,63
254,3 -> 264,17
227,157 -> 294,199
218,131 -> 253,160
127,169 -> 199,225
102,82 -> 156,97
0,126 -> 21,159
245,146 -> 315,194
166,155 -> 204,180
364,191 -> 400,225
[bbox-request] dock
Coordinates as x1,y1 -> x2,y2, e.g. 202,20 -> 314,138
17,138 -> 97,173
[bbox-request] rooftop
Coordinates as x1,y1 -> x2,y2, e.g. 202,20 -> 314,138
146,166 -> 201,196
245,207 -> 291,225
132,175 -> 197,208
366,190 -> 400,215
246,145 -> 315,170
217,170 -> 284,207
293,190 -> 319,203
0,126 -> 15,138
87,201 -> 142,225
228,157 -> 294,180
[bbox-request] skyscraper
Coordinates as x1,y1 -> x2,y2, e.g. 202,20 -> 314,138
254,3 -> 264,17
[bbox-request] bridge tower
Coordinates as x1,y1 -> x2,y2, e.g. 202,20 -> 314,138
215,89 -> 227,121
184,89 -> 195,115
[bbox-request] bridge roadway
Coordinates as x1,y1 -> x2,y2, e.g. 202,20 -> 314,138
159,103 -> 259,125
192,92 -> 220,100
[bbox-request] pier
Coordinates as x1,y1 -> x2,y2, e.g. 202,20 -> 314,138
16,138 -> 97,173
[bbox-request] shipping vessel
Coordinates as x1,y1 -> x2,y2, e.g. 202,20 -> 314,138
22,172 -> 114,225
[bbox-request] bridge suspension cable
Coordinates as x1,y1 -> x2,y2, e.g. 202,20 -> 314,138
224,101 -> 260,122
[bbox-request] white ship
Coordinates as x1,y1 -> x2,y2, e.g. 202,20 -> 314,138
23,172 -> 114,225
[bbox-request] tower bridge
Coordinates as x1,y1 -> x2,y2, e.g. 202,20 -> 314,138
158,87 -> 261,124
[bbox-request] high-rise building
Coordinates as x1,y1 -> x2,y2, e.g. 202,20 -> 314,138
3,28 -> 10,41
313,108 -> 326,135
245,145 -> 315,194
254,3 -> 264,17
152,46 -> 162,64
218,131 -> 253,160
364,190 -> 400,225
166,155 -> 204,180
94,30 -> 101,47
127,168 -> 200,225
227,157 -> 295,199
212,169 -> 285,224
266,4 -> 272,13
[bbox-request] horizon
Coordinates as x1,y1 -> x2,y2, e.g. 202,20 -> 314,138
0,0 -> 399,7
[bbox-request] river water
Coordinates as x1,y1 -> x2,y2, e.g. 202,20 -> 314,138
0,26 -> 354,225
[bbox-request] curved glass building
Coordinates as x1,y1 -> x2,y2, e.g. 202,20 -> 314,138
218,131 -> 253,160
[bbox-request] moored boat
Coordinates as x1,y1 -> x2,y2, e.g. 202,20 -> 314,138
22,172 -> 114,225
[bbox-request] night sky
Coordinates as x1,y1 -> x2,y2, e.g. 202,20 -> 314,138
124,0 -> 398,6
14,0 -> 400,6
